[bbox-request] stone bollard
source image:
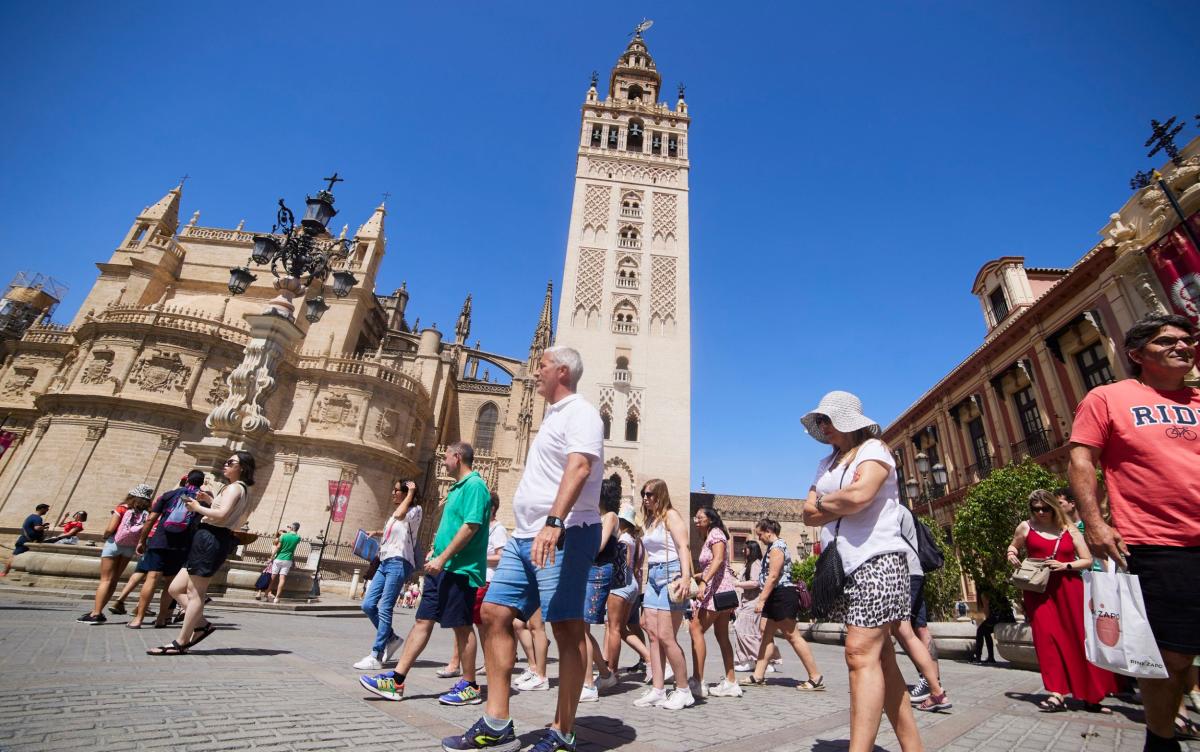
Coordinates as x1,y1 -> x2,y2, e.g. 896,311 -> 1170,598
348,568 -> 361,599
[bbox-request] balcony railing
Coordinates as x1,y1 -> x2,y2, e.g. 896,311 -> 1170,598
616,276 -> 638,289
612,321 -> 638,335
965,457 -> 993,484
614,368 -> 631,384
617,237 -> 642,249
620,207 -> 642,219
1011,429 -> 1054,460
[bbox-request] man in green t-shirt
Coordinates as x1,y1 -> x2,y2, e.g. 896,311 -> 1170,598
360,441 -> 491,706
268,522 -> 302,603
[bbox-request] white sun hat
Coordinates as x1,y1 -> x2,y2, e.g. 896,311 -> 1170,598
617,505 -> 638,527
127,483 -> 155,500
800,390 -> 882,444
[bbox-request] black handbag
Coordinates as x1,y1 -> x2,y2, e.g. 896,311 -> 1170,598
810,463 -> 850,620
712,589 -> 738,611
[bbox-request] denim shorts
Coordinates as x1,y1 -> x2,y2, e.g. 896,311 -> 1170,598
644,560 -> 684,612
101,539 -> 136,559
584,562 -> 613,625
611,580 -> 639,603
484,523 -> 601,623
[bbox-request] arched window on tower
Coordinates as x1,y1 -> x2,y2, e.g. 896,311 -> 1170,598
618,226 -> 641,249
590,124 -> 603,147
620,192 -> 641,219
601,405 -> 612,440
616,256 -> 638,289
627,120 -> 644,152
625,408 -> 640,442
612,300 -> 638,334
608,127 -> 620,148
651,133 -> 662,155
615,356 -> 631,383
474,402 -> 499,454
627,84 -> 644,102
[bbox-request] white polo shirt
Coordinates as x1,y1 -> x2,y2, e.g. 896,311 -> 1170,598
512,393 -> 604,538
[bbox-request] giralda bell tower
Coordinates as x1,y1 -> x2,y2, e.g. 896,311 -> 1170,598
555,25 -> 691,503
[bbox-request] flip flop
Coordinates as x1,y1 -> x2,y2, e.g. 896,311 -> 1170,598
146,640 -> 188,656
1176,714 -> 1199,740
1084,702 -> 1112,715
1038,695 -> 1066,713
185,623 -> 217,649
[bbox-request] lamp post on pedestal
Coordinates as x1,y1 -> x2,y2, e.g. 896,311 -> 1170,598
904,451 -> 948,518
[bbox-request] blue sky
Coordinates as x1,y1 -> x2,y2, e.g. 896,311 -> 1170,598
2,2 -> 1198,497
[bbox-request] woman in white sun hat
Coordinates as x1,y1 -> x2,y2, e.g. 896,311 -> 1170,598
800,391 -> 925,752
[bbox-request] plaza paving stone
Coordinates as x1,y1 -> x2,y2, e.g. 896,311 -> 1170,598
0,588 -> 1196,751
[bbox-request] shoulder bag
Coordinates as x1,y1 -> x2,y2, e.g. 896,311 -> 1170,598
810,462 -> 851,621
1009,531 -> 1063,593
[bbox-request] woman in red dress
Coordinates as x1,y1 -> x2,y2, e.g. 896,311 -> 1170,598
1007,489 -> 1117,713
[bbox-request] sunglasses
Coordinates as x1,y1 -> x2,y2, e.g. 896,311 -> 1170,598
1030,506 -> 1051,514
223,459 -> 239,467
641,491 -> 656,498
1148,335 -> 1197,349
814,415 -> 831,426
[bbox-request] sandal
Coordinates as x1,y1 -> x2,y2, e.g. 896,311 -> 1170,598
1176,714 -> 1199,740
796,675 -> 826,691
1038,694 -> 1066,713
125,622 -> 142,630
1084,702 -> 1112,715
185,622 -> 217,649
146,640 -> 188,656
739,675 -> 767,687
436,668 -> 463,679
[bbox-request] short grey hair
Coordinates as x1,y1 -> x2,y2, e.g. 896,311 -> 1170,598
448,440 -> 475,467
289,522 -> 300,532
544,345 -> 584,389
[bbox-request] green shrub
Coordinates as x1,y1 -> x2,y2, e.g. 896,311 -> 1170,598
952,458 -> 1061,604
790,554 -> 818,589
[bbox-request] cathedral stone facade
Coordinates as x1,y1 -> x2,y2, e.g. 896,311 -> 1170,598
0,32 -> 694,552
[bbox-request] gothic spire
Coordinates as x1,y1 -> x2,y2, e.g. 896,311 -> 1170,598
356,202 -> 386,239
455,294 -> 472,343
139,184 -> 183,236
528,280 -> 554,367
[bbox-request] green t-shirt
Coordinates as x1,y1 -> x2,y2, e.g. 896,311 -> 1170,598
432,470 -> 490,587
276,532 -> 301,561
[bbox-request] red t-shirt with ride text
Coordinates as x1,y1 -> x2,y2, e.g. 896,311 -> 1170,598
1070,379 -> 1200,546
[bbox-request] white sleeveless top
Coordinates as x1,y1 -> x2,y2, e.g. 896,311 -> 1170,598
643,522 -> 679,565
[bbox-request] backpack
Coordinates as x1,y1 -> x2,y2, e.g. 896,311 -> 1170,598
113,508 -> 148,547
160,488 -> 197,534
905,507 -> 945,573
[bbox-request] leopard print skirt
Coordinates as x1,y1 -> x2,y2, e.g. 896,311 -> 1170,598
827,552 -> 910,628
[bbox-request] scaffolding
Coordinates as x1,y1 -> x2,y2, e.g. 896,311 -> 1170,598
0,272 -> 68,340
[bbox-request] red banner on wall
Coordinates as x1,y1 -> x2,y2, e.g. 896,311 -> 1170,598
1144,210 -> 1200,326
330,480 -> 352,523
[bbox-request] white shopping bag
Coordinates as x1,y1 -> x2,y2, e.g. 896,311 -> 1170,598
1082,562 -> 1168,679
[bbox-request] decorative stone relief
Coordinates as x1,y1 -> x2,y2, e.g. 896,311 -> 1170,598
128,350 -> 190,393
376,408 -> 400,439
651,193 -> 677,241
586,158 -> 679,185
86,425 -> 106,441
80,351 -> 115,385
574,248 -> 605,313
650,255 -> 677,323
310,391 -> 360,427
1,367 -> 37,397
206,329 -> 290,436
205,367 -> 233,406
158,434 -> 177,451
582,185 -> 611,235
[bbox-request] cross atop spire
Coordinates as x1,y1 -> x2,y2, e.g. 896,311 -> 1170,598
322,172 -> 344,192
178,173 -> 191,188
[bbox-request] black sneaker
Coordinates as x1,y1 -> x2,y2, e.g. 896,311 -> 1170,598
77,613 -> 106,625
908,676 -> 930,703
109,603 -> 126,615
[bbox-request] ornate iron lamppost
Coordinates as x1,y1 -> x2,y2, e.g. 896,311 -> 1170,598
905,451 -> 947,517
227,174 -> 359,322
1130,117 -> 1200,252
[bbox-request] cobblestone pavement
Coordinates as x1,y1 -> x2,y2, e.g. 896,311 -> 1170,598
0,588 -> 1196,751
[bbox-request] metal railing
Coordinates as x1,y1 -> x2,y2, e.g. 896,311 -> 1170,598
1011,429 -> 1054,460
965,457 -> 993,484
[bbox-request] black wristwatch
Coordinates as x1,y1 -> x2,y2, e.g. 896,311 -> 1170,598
544,515 -> 565,529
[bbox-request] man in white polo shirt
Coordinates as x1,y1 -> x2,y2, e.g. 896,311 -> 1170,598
442,345 -> 603,752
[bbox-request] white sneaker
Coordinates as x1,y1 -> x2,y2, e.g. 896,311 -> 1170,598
660,688 -> 696,710
383,635 -> 403,663
353,654 -> 383,671
709,679 -> 744,698
516,673 -> 549,692
596,672 -> 619,691
513,669 -> 535,687
733,662 -> 754,672
686,678 -> 709,698
580,684 -> 599,703
766,661 -> 781,673
633,687 -> 667,707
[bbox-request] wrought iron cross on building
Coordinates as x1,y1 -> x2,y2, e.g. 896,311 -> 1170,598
322,172 -> 344,192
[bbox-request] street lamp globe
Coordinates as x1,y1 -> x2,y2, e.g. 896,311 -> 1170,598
931,463 -> 948,487
250,235 -> 281,266
330,270 -> 359,298
915,452 -> 930,475
905,478 -> 920,501
227,266 -> 256,296
304,296 -> 330,323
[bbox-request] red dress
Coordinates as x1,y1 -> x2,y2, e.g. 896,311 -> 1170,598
1022,528 -> 1117,703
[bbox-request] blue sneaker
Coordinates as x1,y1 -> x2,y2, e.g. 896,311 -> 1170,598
527,729 -> 576,752
439,679 -> 483,706
359,671 -> 404,701
441,716 -> 519,751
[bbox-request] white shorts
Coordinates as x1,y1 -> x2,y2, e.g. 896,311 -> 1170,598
270,559 -> 294,576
